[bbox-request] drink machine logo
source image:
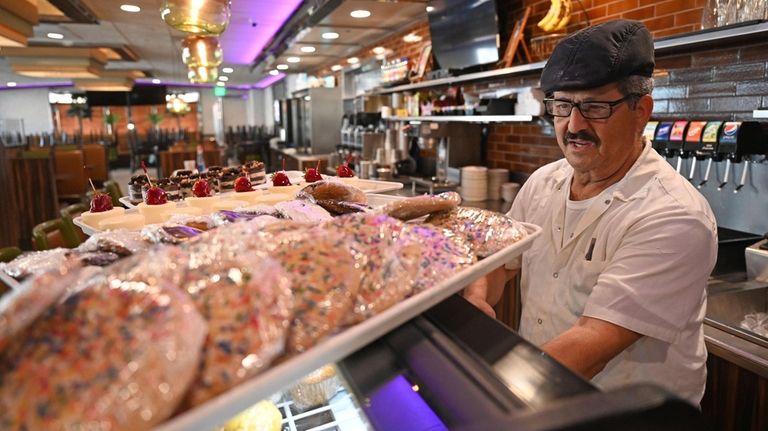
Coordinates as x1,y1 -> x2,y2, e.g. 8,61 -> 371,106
687,122 -> 704,139
670,121 -> 687,141
702,122 -> 722,143
643,121 -> 658,141
719,121 -> 741,145
655,123 -> 672,141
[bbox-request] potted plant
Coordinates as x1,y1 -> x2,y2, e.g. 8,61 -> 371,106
148,112 -> 164,130
66,103 -> 91,144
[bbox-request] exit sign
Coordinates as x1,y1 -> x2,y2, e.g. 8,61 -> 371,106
214,86 -> 227,97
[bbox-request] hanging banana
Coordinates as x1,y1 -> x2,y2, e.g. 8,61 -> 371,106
552,0 -> 572,32
537,0 -> 562,32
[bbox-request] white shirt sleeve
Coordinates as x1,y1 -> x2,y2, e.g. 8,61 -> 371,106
582,209 -> 716,343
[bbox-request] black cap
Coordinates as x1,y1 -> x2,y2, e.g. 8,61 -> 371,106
540,19 -> 655,94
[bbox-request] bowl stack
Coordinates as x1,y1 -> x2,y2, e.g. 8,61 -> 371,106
460,166 -> 488,201
487,168 -> 509,200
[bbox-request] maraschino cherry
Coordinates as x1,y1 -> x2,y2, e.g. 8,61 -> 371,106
192,178 -> 212,197
234,168 -> 253,192
142,161 -> 167,205
304,160 -> 322,183
272,159 -> 291,187
88,178 -> 113,213
336,161 -> 354,178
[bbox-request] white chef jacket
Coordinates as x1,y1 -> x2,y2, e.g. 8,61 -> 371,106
507,142 -> 717,405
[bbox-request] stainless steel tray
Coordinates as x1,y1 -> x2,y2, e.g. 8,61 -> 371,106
155,221 -> 541,431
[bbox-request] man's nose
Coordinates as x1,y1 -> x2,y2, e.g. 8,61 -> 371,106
567,105 -> 590,133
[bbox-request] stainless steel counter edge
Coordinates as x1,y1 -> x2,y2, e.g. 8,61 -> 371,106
704,324 -> 768,378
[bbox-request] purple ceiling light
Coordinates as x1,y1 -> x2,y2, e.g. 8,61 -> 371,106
254,73 -> 285,89
220,0 -> 303,65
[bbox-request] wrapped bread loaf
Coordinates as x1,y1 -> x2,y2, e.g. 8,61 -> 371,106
426,207 -> 527,257
380,191 -> 461,221
296,180 -> 367,204
0,250 -> 206,431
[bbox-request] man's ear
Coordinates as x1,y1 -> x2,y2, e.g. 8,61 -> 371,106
635,94 -> 654,134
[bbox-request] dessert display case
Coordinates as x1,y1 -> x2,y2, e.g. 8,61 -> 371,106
195,295 -> 704,431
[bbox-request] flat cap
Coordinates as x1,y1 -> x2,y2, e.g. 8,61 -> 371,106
540,19 -> 655,94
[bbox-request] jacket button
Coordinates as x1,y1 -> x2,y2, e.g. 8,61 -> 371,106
553,272 -> 559,278
538,318 -> 543,324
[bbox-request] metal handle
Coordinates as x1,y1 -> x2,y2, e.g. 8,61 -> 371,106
675,156 -> 683,174
688,159 -> 697,181
718,159 -> 731,190
698,158 -> 713,188
734,161 -> 749,192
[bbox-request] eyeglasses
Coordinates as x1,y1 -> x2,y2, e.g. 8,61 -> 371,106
544,94 -> 637,119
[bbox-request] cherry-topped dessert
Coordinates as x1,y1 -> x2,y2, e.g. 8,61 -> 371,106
234,175 -> 253,192
336,162 -> 354,178
90,191 -> 113,213
304,161 -> 322,183
272,159 -> 292,186
192,179 -> 213,197
145,186 -> 168,205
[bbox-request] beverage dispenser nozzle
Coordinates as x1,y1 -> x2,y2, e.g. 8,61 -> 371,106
668,121 -> 688,174
717,158 -> 732,190
734,158 -> 750,192
696,121 -> 723,188
715,121 -> 762,191
698,158 -> 713,188
682,121 -> 707,182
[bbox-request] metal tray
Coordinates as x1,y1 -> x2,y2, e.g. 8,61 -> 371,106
155,221 -> 541,431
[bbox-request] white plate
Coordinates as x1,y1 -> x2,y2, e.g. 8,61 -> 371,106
155,221 -> 541,431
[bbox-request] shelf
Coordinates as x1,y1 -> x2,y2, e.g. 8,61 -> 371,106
754,110 -> 768,119
383,115 -> 534,123
368,21 -> 768,96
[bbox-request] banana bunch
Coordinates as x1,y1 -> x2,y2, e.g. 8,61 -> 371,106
537,0 -> 572,32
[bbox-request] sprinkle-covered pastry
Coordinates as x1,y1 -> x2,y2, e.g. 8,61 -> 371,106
425,207 -> 527,257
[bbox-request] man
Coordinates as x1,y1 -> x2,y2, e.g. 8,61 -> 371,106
465,19 -> 717,405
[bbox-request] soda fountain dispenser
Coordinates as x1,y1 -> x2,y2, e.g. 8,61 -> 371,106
698,121 -> 723,188
643,121 -> 659,147
667,120 -> 689,174
652,121 -> 673,157
716,121 -> 764,192
682,121 -> 707,181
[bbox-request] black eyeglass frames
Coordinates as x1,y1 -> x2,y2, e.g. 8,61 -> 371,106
543,94 -> 640,119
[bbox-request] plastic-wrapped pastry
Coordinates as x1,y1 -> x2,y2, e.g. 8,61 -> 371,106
320,213 -> 421,324
266,233 -> 361,353
275,200 -> 333,223
79,229 -> 148,256
166,214 -> 216,231
295,180 -> 367,204
1,248 -> 70,282
289,365 -> 339,409
425,207 -> 527,257
140,224 -> 204,244
180,255 -> 293,406
380,191 -> 462,221
71,250 -> 122,267
0,252 -> 206,431
237,204 -> 283,218
402,224 -> 476,293
314,199 -> 372,216
0,261 -> 79,350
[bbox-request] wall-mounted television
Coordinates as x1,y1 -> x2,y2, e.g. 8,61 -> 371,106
427,0 -> 500,72
86,85 -> 168,106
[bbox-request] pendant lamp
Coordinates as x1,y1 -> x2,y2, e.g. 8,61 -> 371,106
160,0 -> 231,35
188,65 -> 218,83
167,95 -> 192,114
181,35 -> 223,68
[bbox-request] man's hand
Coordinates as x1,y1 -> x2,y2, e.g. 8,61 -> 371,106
542,316 -> 642,379
463,266 -> 517,319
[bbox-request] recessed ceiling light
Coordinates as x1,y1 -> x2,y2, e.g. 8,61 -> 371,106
7,82 -> 17,87
151,78 -> 161,84
347,57 -> 359,64
331,65 -> 342,71
269,70 -> 279,76
276,64 -> 289,70
222,67 -> 234,73
120,4 -> 141,13
286,56 -> 300,63
372,46 -> 385,55
350,10 -> 371,18
300,46 -> 316,53
47,32 -> 64,40
426,6 -> 435,12
322,32 -> 339,40
403,33 -> 423,43
218,76 -> 229,81
216,82 -> 225,87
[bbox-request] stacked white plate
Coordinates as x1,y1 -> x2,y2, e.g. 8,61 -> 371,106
460,166 -> 488,201
487,168 -> 509,200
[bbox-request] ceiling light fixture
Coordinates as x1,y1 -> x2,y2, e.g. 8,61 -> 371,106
403,33 -> 423,43
350,10 -> 371,18
330,65 -> 342,71
347,57 -> 359,64
120,4 -> 141,13
152,78 -> 161,84
276,64 -> 289,70
218,75 -> 229,81
181,35 -> 223,68
222,67 -> 234,73
269,70 -> 279,76
321,32 -> 339,40
160,0 -> 231,35
426,6 -> 435,12
372,46 -> 385,55
187,65 -> 218,83
286,56 -> 300,63
300,46 -> 316,53
7,82 -> 17,87
47,33 -> 64,40
216,82 -> 225,87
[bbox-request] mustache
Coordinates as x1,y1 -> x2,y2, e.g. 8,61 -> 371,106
564,130 -> 600,146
